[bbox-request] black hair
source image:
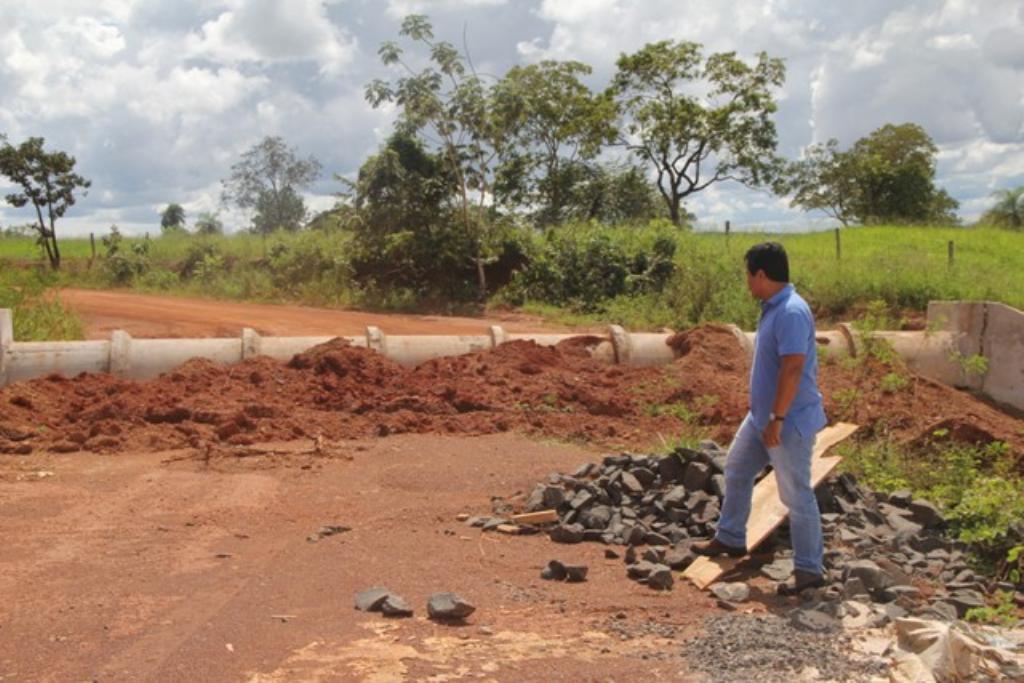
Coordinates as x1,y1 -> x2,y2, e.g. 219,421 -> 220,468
745,242 -> 789,282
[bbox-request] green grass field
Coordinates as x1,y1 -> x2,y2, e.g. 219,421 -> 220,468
1,224 -> 1021,333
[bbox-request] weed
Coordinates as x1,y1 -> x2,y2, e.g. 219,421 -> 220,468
833,388 -> 860,417
965,591 -> 1020,627
880,372 -> 909,393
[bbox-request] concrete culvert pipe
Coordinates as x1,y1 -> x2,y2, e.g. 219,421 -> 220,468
0,301 -> 1019,412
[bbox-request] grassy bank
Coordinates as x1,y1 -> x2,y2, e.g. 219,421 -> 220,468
1,223 -> 1022,331
0,270 -> 84,341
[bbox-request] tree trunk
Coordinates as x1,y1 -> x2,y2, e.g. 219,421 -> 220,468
668,195 -> 682,226
475,254 -> 487,303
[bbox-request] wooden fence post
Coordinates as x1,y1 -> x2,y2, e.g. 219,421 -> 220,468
948,240 -> 955,267
835,228 -> 841,261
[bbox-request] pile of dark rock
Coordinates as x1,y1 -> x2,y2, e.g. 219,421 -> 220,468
491,441 -> 1020,621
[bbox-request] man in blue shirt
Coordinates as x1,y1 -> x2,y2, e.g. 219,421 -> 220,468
694,242 -> 828,595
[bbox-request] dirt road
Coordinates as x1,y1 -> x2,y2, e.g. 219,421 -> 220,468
59,288 -> 579,339
0,434 -> 715,681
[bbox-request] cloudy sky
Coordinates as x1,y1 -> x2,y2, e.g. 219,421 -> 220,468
1,0 -> 1022,235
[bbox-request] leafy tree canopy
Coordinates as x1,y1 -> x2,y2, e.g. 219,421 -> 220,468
610,41 -> 785,226
0,135 -> 91,269
221,136 -> 321,234
786,123 -> 959,225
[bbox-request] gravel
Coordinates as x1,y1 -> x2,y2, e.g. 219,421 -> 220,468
681,613 -> 886,682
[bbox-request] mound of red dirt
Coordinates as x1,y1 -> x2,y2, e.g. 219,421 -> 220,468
0,326 -> 1021,458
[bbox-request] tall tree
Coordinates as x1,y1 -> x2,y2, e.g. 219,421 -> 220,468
783,139 -> 861,226
221,136 -> 321,234
491,60 -> 617,225
852,123 -> 956,224
610,41 -> 785,226
0,136 -> 91,269
786,123 -> 959,225
981,186 -> 1024,229
160,203 -> 187,234
366,14 -> 521,300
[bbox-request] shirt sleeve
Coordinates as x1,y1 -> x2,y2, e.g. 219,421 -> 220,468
774,307 -> 812,357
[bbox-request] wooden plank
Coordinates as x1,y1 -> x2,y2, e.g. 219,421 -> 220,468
511,510 -> 559,525
496,524 -> 523,535
683,422 -> 859,590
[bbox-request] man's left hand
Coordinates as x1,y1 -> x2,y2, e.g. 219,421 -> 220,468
762,420 -> 782,448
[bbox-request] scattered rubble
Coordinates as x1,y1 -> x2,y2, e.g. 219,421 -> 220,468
485,441 -> 1022,625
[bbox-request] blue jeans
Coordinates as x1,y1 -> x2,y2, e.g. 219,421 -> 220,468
714,414 -> 823,575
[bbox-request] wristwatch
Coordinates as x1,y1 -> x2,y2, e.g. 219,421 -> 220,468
769,412 -> 786,422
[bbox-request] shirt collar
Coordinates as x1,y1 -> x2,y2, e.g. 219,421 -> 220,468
761,283 -> 794,310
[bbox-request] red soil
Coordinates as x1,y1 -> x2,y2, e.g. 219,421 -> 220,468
1,325 -> 1021,459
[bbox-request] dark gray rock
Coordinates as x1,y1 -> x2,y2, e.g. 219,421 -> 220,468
711,582 -> 750,603
482,517 -> 509,531
908,499 -> 943,529
581,529 -> 606,543
573,462 -> 597,478
569,489 -> 595,510
427,592 -> 476,621
604,549 -> 619,559
645,531 -> 671,546
355,587 -> 392,612
549,523 -> 585,544
657,453 -> 687,484
619,472 -> 644,495
683,462 -> 711,492
381,595 -> 414,617
789,608 -> 839,633
843,559 -> 894,593
541,560 -> 568,581
627,560 -> 656,580
632,467 -> 656,488
760,558 -> 794,582
710,474 -> 726,498
919,601 -> 958,621
425,593 -> 473,622
665,545 -> 696,571
645,564 -> 674,590
626,524 -> 647,546
580,505 -> 612,530
888,490 -> 913,508
641,548 -> 665,564
565,565 -> 589,583
663,486 -> 688,509
624,545 -> 637,564
943,590 -> 986,617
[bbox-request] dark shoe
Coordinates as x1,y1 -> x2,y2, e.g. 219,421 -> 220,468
692,538 -> 747,558
777,569 -> 826,596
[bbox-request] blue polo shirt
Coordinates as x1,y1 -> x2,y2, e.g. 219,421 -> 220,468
750,283 -> 827,438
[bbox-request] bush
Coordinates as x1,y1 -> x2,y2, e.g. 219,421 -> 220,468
503,221 -> 678,312
101,226 -> 151,285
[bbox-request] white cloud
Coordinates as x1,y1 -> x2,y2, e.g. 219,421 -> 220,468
1,0 -> 1021,232
386,0 -> 507,19
186,0 -> 357,75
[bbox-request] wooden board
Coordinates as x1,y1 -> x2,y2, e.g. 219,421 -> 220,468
511,510 -> 559,525
682,422 -> 859,590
